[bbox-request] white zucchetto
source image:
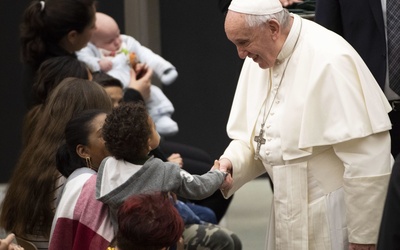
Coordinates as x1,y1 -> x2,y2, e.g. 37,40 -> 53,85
228,0 -> 283,15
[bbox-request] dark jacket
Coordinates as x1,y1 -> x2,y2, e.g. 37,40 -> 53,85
315,0 -> 386,89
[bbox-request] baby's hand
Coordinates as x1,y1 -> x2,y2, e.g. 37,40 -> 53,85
99,58 -> 113,72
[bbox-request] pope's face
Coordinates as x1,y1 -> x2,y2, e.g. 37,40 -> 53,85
225,11 -> 279,69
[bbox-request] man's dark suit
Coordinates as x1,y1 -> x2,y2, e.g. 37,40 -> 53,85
314,0 -> 386,89
315,0 -> 400,158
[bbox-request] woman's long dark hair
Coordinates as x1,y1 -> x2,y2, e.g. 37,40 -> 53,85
0,78 -> 112,238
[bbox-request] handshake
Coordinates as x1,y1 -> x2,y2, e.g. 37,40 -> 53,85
211,160 -> 233,192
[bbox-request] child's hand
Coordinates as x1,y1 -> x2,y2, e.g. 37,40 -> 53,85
211,160 -> 233,192
211,160 -> 220,171
99,58 -> 113,72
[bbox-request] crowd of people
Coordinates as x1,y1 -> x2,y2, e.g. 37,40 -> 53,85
1,0 -> 400,249
1,0 -> 238,249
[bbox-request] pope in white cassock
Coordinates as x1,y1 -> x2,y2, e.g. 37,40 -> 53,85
218,0 -> 393,249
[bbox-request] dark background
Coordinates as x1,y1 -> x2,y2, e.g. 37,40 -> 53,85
0,0 -> 242,182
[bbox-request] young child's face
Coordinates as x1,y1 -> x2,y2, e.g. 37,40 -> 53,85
92,13 -> 123,52
148,116 -> 160,150
104,86 -> 123,107
95,28 -> 122,52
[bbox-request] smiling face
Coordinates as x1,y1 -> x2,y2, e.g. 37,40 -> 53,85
224,11 -> 280,69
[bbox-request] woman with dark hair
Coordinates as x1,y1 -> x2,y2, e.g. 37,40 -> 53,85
20,0 -> 96,106
32,56 -> 90,105
22,56 -> 91,147
0,78 -> 113,249
112,192 -> 184,250
49,109 -> 114,249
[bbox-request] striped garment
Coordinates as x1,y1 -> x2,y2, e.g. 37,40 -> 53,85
49,168 -> 114,250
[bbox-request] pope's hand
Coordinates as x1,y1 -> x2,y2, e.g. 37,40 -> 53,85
220,172 -> 233,191
218,158 -> 233,175
212,159 -> 233,192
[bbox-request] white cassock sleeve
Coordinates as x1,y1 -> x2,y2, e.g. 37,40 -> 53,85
333,131 -> 392,244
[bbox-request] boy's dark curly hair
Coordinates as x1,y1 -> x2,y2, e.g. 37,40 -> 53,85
103,102 -> 152,162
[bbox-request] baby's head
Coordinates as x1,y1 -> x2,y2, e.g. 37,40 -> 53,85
91,12 -> 122,52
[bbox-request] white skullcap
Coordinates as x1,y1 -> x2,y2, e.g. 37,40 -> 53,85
228,0 -> 283,15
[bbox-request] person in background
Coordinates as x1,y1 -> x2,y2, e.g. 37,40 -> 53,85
49,110 -> 114,250
20,0 -> 96,107
314,0 -> 400,157
22,56 -> 90,147
219,0 -> 392,249
32,56 -> 91,105
78,12 -> 179,136
0,78 -> 113,250
109,192 -> 184,250
220,0 -> 304,15
377,154 -> 400,250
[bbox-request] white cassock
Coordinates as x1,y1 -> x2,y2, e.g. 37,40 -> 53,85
221,14 -> 393,250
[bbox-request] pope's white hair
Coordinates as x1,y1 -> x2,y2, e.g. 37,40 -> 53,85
244,8 -> 290,29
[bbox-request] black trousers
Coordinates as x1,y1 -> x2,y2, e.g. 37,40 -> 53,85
389,107 -> 400,158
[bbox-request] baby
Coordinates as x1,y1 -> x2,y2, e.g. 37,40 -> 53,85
77,12 -> 179,136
